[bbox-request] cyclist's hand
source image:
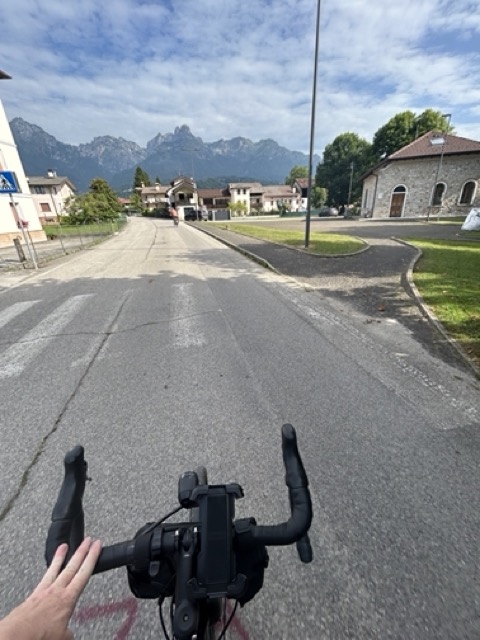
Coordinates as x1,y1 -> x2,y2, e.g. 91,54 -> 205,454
0,537 -> 102,640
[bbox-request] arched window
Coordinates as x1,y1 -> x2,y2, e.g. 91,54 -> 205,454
432,183 -> 446,206
459,181 -> 476,205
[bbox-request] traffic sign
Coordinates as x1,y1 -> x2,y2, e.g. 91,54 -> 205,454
0,171 -> 18,193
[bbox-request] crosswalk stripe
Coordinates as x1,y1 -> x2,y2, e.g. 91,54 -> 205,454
0,295 -> 92,379
0,301 -> 39,330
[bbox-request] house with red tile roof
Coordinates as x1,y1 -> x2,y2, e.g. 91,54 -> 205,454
361,131 -> 480,218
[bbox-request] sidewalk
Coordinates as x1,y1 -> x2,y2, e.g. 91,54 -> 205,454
0,234 -> 108,271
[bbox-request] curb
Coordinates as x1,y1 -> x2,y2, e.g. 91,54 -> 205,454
187,223 -> 370,258
393,237 -> 480,379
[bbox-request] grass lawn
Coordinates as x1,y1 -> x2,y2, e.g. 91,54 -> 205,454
221,223 -> 364,255
408,238 -> 480,367
42,219 -> 126,237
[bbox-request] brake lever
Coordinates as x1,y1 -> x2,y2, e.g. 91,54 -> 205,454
45,445 -> 88,567
296,534 -> 313,563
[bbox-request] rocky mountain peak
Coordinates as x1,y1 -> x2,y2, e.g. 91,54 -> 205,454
9,117 -> 319,192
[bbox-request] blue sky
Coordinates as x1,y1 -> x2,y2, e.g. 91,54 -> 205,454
1,0 -> 480,155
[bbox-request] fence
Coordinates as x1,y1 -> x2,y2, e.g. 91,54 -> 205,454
0,216 -> 128,270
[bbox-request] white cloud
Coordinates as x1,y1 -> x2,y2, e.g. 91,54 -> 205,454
1,0 -> 479,154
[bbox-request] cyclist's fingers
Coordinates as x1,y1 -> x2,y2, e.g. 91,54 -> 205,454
55,537 -> 93,589
66,539 -> 102,596
36,543 -> 69,589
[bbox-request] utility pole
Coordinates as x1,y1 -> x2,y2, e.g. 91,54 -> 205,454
347,162 -> 354,207
304,0 -> 321,248
427,114 -> 452,222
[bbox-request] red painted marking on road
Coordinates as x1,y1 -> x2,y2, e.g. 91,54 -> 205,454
74,597 -> 138,640
74,596 -> 250,639
224,601 -> 250,640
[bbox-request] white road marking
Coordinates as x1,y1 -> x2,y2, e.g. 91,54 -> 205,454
0,301 -> 39,331
0,295 -> 92,379
172,283 -> 207,348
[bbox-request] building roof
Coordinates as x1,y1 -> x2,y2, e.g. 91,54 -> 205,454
197,188 -> 229,198
141,184 -> 168,195
170,176 -> 196,188
361,130 -> 480,181
389,130 -> 480,160
262,185 -> 296,198
228,182 -> 264,191
294,178 -> 315,188
27,176 -> 76,190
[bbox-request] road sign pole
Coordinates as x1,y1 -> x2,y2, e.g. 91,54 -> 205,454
9,194 -> 38,270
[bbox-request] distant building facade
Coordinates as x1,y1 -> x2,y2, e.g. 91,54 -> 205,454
293,178 -> 315,210
361,131 -> 480,218
138,176 -> 199,219
139,177 -> 302,217
139,182 -> 169,212
27,171 -> 76,222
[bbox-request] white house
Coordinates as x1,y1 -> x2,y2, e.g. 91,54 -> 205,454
27,171 -> 76,222
167,176 -> 199,219
139,182 -> 169,212
262,184 -> 299,212
0,98 -> 46,246
228,182 -> 264,214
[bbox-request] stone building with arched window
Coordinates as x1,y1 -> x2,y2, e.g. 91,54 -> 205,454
360,131 -> 480,218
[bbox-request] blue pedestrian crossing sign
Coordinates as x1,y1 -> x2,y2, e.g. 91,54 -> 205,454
0,171 -> 18,193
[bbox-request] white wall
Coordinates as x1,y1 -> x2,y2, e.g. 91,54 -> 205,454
0,99 -> 46,245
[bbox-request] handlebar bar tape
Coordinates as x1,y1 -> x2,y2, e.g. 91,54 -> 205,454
94,540 -> 136,574
45,446 -> 87,567
250,424 -> 313,547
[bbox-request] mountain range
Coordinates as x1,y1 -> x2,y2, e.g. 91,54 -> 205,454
9,118 -> 319,193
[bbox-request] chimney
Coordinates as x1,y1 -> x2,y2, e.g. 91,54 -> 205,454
47,169 -> 57,178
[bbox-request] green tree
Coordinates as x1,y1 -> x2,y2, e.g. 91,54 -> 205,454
372,110 -> 417,159
129,191 -> 143,211
66,178 -> 121,222
285,165 -> 308,186
133,166 -> 151,189
415,108 -> 454,136
227,201 -> 248,216
90,178 -> 122,216
315,132 -> 373,206
372,109 -> 455,159
312,186 -> 328,208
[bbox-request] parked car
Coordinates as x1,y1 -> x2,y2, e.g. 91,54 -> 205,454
318,206 -> 339,217
184,208 -> 203,221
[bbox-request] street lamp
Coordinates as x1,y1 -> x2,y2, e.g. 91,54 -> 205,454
427,113 -> 452,222
304,0 -> 321,248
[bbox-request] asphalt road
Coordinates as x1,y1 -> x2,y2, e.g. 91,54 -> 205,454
190,217 -> 478,374
0,217 -> 479,639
